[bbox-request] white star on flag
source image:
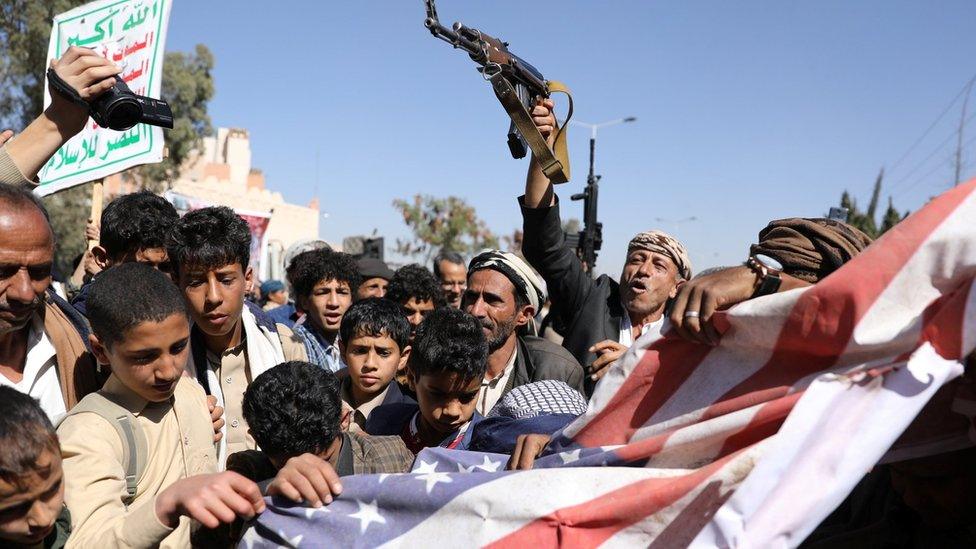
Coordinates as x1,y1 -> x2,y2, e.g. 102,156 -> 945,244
349,499 -> 386,534
457,463 -> 475,473
414,464 -> 453,493
412,459 -> 439,475
559,449 -> 581,464
475,455 -> 502,472
304,506 -> 330,520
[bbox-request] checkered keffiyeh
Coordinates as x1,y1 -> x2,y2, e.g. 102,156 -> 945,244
488,380 -> 588,420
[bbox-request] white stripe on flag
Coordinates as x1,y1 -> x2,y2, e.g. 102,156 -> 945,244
381,468 -> 679,548
692,343 -> 963,548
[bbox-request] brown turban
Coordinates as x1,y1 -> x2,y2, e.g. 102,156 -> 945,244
749,218 -> 873,283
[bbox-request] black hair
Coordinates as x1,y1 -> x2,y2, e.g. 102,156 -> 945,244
242,361 -> 342,462
339,298 -> 410,351
286,248 -> 362,300
432,251 -> 464,278
0,387 -> 59,490
167,206 -> 250,273
386,264 -> 446,307
87,262 -> 187,348
0,182 -> 51,224
100,190 -> 178,259
409,307 -> 487,380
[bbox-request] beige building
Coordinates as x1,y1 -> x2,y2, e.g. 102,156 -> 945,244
106,128 -> 320,280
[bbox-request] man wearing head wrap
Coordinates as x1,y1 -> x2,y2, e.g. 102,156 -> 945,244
260,279 -> 288,311
671,217 -> 872,345
464,250 -> 585,414
519,100 -> 692,395
355,257 -> 395,300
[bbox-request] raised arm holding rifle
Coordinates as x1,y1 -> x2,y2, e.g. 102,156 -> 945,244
519,101 -> 692,393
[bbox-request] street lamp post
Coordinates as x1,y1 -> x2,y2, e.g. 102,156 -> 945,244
566,117 -> 636,275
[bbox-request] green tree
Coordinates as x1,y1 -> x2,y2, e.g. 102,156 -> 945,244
837,168 -> 908,238
392,195 -> 499,263
129,44 -> 215,191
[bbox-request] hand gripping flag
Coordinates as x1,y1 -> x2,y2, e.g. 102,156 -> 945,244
242,179 -> 976,548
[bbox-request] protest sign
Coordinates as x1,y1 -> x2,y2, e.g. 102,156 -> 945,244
36,0 -> 172,196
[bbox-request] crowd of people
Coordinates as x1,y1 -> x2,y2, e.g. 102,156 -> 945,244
0,47 -> 972,548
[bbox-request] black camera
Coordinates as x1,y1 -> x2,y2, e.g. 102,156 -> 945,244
47,69 -> 174,131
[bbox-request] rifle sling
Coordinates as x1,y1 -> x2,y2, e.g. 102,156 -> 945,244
489,74 -> 573,184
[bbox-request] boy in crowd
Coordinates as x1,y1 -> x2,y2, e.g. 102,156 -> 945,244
232,361 -> 414,487
355,257 -> 394,300
57,263 -> 266,548
0,388 -> 69,548
71,190 -> 179,316
385,264 -> 446,343
286,248 -> 361,372
339,298 -> 415,431
260,280 -> 288,312
167,207 -> 306,461
366,307 -> 487,454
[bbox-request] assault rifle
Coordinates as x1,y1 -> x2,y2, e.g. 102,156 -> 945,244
423,0 -> 574,183
568,138 -> 602,274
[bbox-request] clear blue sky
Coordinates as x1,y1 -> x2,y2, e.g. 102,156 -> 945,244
164,0 -> 976,277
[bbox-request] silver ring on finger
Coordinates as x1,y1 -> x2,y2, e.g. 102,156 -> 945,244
683,311 -> 701,319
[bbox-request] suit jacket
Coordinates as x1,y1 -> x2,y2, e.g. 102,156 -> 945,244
42,289 -> 102,408
505,335 -> 585,396
520,196 -> 625,393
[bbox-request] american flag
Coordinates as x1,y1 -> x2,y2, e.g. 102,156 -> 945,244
241,179 -> 976,548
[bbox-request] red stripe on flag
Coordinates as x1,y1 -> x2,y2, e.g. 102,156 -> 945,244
572,338 -> 713,447
707,180 -> 976,416
920,281 -> 972,360
487,451 -> 744,549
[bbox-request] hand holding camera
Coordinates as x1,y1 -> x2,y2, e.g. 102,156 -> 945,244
48,46 -> 174,132
46,46 -> 123,137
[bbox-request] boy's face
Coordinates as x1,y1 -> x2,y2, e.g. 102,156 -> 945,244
342,331 -> 408,401
401,298 -> 435,341
411,370 -> 480,435
177,263 -> 251,339
0,447 -> 64,545
96,246 -> 173,279
299,278 -> 353,337
90,313 -> 190,403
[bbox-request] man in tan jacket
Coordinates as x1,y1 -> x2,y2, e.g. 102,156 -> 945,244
0,183 -> 100,421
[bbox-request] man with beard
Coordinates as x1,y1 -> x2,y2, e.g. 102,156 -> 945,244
0,184 -> 99,421
463,250 -> 584,415
519,99 -> 692,394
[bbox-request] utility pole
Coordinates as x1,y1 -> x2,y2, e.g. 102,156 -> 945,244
954,80 -> 974,186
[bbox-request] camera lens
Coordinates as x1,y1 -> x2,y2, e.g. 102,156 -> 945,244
104,97 -> 143,131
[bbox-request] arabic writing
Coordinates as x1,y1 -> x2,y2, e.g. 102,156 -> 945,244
39,0 -> 169,193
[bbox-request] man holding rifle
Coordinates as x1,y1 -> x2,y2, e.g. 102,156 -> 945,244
519,99 -> 692,394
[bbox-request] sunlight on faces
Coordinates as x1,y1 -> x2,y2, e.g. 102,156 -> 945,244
618,249 -> 681,318
0,208 -> 53,335
462,269 -> 533,352
356,277 -> 389,300
0,448 -> 63,545
410,370 -> 480,435
437,260 -> 467,308
300,279 -> 353,337
177,263 -> 251,339
90,313 -> 190,403
341,331 -> 408,405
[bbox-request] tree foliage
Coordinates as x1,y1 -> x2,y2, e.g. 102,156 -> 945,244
130,44 -> 214,190
0,1 -> 87,128
392,195 -> 499,263
839,168 -> 909,239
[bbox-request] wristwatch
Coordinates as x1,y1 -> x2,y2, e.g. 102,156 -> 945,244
745,254 -> 783,298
